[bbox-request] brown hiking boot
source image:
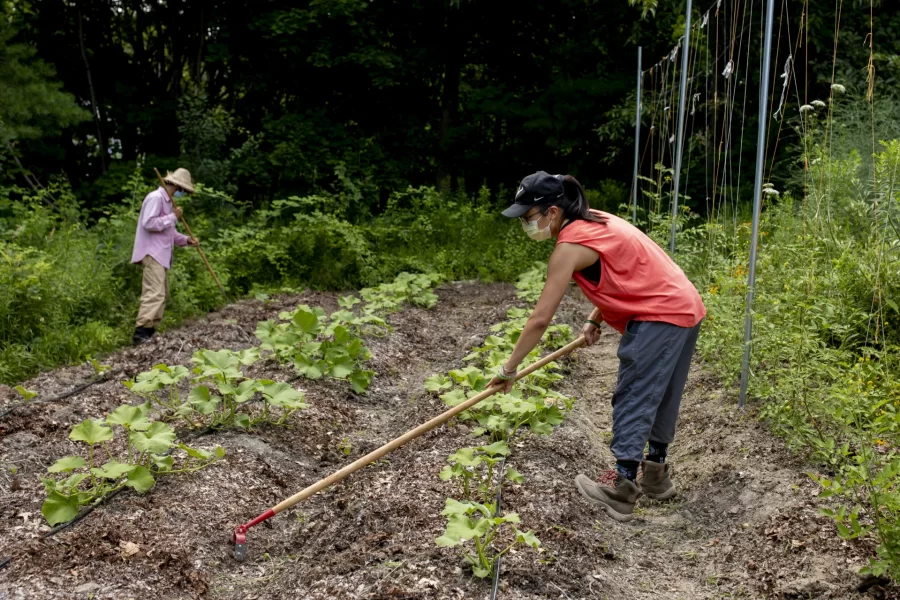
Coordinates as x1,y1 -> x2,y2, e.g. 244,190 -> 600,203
638,461 -> 676,500
574,470 -> 642,522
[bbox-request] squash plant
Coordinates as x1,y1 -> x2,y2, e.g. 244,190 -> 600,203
435,498 -> 541,578
359,272 -> 442,313
439,440 -> 524,504
41,404 -> 223,525
125,349 -> 306,429
255,306 -> 374,393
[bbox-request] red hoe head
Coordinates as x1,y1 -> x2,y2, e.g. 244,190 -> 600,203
232,525 -> 248,562
232,509 -> 274,562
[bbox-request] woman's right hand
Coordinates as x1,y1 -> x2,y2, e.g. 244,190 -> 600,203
582,321 -> 602,346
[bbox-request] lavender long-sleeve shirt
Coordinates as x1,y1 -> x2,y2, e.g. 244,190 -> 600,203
131,187 -> 190,269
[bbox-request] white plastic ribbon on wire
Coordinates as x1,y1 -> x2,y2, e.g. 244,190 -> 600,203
669,42 -> 680,63
773,55 -> 793,121
722,60 -> 734,80
691,92 -> 701,115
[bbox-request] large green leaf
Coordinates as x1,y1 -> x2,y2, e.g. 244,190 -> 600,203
42,491 -> 79,525
328,357 -> 355,379
234,348 -> 261,366
69,419 -> 114,445
234,379 -> 259,403
440,389 -> 468,407
47,456 -> 86,473
350,369 -> 373,393
129,370 -> 165,393
478,441 -> 510,457
130,422 -> 176,454
106,404 -> 151,431
529,415 -> 554,435
260,382 -> 307,409
448,448 -> 482,467
505,466 -> 525,484
441,498 -> 476,517
424,375 -> 452,392
91,460 -> 134,480
291,309 -> 320,334
125,466 -> 156,494
294,353 -> 326,379
152,454 -> 174,471
177,443 -> 212,461
188,385 -> 221,415
514,528 -> 542,549
332,325 -> 351,345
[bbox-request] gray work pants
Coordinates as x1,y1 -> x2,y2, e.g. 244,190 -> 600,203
610,319 -> 702,462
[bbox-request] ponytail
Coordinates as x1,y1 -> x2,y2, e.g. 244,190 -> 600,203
555,175 -> 607,224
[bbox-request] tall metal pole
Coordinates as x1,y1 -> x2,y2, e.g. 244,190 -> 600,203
669,0 -> 693,253
632,47 -> 642,225
739,0 -> 776,408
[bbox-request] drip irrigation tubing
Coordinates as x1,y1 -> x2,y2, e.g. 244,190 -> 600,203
0,369 -> 122,421
489,457 -> 507,600
0,425 -> 220,573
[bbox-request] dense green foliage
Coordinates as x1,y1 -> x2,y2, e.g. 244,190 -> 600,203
6,0 -> 891,208
0,169 -> 558,384
665,93 -> 900,578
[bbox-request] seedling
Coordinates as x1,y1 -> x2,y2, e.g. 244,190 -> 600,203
87,357 -> 111,375
14,386 -> 37,402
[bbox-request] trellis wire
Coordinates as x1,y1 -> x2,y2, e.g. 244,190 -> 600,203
632,47 -> 642,225
669,0 -> 694,253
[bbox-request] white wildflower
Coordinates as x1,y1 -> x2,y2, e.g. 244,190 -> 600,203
799,104 -> 815,114
762,188 -> 780,196
831,83 -> 846,94
812,100 -> 827,108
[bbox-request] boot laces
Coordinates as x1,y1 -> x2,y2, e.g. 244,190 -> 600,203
596,469 -> 619,488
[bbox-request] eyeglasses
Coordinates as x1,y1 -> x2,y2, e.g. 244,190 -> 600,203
519,208 -> 548,225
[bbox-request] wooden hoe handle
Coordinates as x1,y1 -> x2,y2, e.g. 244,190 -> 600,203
233,336 -> 588,560
271,335 -> 587,515
152,168 -> 228,301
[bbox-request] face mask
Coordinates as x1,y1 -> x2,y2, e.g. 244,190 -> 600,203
174,190 -> 185,199
522,212 -> 552,241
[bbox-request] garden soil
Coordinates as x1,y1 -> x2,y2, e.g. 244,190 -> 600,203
0,282 -> 895,599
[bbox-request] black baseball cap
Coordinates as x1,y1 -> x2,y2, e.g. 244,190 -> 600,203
501,171 -> 565,218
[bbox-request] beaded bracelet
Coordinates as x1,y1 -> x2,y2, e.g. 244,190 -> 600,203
495,365 -> 516,381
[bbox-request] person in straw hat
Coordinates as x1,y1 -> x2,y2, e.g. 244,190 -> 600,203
130,168 -> 198,345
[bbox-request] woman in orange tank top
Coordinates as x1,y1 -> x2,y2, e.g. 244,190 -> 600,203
488,171 -> 705,522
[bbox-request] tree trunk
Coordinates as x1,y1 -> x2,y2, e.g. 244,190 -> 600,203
437,3 -> 463,191
78,9 -> 107,173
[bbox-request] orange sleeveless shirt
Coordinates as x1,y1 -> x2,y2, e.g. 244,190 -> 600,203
556,212 -> 706,334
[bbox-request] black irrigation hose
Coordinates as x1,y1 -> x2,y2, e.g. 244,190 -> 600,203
0,369 -> 122,421
42,488 -> 127,539
490,457 -> 507,600
0,556 -> 11,570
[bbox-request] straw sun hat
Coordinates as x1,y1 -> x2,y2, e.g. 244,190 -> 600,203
164,168 -> 195,193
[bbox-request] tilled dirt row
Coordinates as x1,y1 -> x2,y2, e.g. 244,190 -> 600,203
0,282 -> 895,599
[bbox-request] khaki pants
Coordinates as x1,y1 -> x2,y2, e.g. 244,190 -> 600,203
136,256 -> 169,328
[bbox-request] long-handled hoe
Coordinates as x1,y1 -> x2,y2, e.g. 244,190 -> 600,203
152,168 -> 229,301
232,336 -> 586,561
